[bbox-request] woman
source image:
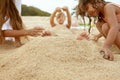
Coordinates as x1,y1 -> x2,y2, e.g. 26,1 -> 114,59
77,0 -> 120,61
0,0 -> 50,47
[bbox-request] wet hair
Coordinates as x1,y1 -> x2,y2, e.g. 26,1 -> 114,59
76,0 -> 106,33
0,0 -> 24,43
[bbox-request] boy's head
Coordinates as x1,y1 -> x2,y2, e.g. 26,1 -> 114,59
56,12 -> 66,24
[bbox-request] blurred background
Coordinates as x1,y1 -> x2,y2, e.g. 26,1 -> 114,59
21,0 -> 120,16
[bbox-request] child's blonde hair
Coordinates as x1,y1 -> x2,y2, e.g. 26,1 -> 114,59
56,12 -> 65,19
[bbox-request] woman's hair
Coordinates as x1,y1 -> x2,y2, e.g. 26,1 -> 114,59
76,0 -> 106,33
0,0 -> 24,43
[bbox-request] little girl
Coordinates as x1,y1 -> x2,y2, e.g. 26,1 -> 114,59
77,0 -> 120,61
50,6 -> 71,29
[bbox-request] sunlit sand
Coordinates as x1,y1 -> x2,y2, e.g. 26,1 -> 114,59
0,16 -> 120,80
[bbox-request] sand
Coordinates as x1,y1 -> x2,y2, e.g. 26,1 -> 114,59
0,16 -> 120,80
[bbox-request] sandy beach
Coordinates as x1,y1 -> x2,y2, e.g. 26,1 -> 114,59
0,16 -> 120,80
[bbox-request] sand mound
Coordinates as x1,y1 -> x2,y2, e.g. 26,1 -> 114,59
0,36 -> 120,80
50,25 -> 75,38
0,17 -> 120,80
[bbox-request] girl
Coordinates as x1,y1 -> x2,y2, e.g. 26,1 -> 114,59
77,0 -> 120,61
50,6 -> 71,29
0,0 -> 50,47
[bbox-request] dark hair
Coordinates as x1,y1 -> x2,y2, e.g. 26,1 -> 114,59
76,0 -> 106,33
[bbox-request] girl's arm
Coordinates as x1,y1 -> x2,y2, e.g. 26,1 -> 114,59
62,6 -> 71,29
50,7 -> 61,27
103,4 -> 119,48
3,27 -> 44,37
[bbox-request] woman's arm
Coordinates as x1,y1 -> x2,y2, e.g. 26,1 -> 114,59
62,6 -> 71,29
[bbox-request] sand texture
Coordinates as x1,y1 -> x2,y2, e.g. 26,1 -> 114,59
0,17 -> 120,80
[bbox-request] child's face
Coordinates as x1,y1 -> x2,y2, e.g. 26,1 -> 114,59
57,15 -> 65,24
85,3 -> 99,17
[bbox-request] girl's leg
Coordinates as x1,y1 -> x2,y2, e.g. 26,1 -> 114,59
102,23 -> 120,49
93,21 -> 105,41
101,23 -> 109,37
101,23 -> 120,60
96,21 -> 105,35
101,23 -> 114,61
114,32 -> 120,49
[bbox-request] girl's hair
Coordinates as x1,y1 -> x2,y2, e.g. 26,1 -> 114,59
76,0 -> 106,33
0,0 -> 24,43
56,12 -> 65,19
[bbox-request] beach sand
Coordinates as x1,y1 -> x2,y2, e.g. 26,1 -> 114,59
0,16 -> 120,80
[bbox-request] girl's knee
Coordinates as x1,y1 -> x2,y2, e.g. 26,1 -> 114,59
102,23 -> 109,36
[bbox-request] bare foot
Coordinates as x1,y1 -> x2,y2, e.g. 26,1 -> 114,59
100,48 -> 114,61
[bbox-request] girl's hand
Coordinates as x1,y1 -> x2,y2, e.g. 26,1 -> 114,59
76,32 -> 89,40
62,6 -> 68,11
41,30 -> 51,37
55,7 -> 61,12
28,27 -> 45,37
93,34 -> 102,42
93,35 -> 100,41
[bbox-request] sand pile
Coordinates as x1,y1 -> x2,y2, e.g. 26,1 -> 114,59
50,25 -> 75,38
0,17 -> 120,80
0,36 -> 120,80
